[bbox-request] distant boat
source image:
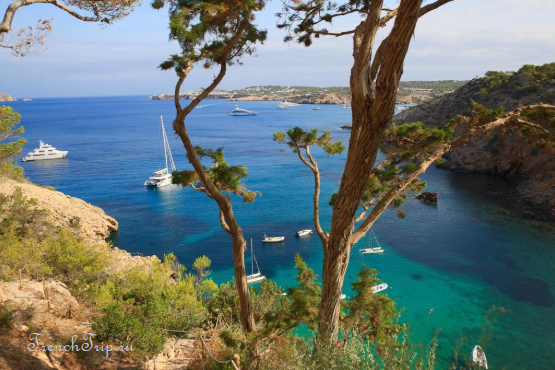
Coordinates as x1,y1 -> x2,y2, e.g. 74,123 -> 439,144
279,100 -> 299,108
296,229 -> 313,237
471,345 -> 488,369
360,231 -> 384,254
21,140 -> 68,162
246,238 -> 265,284
276,104 -> 287,109
23,98 -> 32,102
228,105 -> 257,116
340,294 -> 347,300
262,233 -> 285,243
311,106 -> 321,110
144,116 -> 176,188
342,103 -> 351,109
371,283 -> 388,294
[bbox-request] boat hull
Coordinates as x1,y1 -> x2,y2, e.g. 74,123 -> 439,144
21,151 -> 68,162
228,112 -> 256,116
296,230 -> 313,237
262,237 -> 285,243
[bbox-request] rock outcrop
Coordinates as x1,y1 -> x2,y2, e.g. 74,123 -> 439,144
0,178 -> 118,241
393,64 -> 555,220
0,93 -> 16,102
416,191 -> 439,204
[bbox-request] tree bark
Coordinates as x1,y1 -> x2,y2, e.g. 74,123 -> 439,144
316,0 -> 423,343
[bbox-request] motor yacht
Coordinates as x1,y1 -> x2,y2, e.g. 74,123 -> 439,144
21,140 -> 68,162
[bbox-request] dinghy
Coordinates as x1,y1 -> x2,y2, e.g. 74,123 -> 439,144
471,345 -> 488,369
371,283 -> 388,294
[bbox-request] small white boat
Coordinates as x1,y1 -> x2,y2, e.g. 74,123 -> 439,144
360,231 -> 384,254
296,229 -> 313,237
371,283 -> 388,294
340,294 -> 347,300
279,100 -> 299,108
228,105 -> 257,116
311,106 -> 321,110
144,116 -> 176,188
471,345 -> 488,369
342,103 -> 351,109
21,140 -> 68,162
262,233 -> 285,243
276,104 -> 287,109
246,238 -> 265,284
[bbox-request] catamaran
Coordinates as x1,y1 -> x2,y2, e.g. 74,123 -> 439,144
144,116 -> 176,188
246,238 -> 265,284
360,231 -> 384,254
21,140 -> 68,162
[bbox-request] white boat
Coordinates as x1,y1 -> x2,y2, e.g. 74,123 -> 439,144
296,229 -> 313,237
262,233 -> 285,243
278,100 -> 299,108
276,104 -> 287,109
246,238 -> 265,284
471,345 -> 488,369
371,283 -> 388,294
311,106 -> 321,110
342,103 -> 352,109
228,105 -> 257,116
21,140 -> 68,162
360,231 -> 384,254
340,294 -> 347,300
144,116 -> 177,188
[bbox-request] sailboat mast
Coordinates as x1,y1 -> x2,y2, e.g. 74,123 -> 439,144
251,238 -> 254,275
160,115 -> 176,173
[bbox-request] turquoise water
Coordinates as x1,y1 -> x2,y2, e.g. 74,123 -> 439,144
5,97 -> 555,369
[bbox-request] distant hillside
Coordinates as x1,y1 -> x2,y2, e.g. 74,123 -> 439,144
148,81 -> 467,105
393,63 -> 555,221
394,64 -> 555,126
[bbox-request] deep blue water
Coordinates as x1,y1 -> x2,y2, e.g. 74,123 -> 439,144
5,97 -> 555,369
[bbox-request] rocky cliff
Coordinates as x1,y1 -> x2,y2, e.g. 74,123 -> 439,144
392,63 -> 555,220
0,93 -> 16,102
0,178 -> 117,241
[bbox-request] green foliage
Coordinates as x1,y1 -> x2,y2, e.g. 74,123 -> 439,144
193,255 -> 212,279
155,0 -> 267,74
343,265 -> 403,355
173,145 -> 261,202
274,127 -> 345,156
479,63 -> 555,98
0,304 -> 15,330
0,106 -> 26,181
285,254 -> 321,329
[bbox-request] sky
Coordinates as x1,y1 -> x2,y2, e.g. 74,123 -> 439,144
1,0 -> 554,98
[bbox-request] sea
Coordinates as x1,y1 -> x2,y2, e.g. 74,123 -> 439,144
5,96 -> 555,369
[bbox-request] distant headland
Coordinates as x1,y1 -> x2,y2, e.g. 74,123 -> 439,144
0,93 -> 16,102
147,81 -> 467,105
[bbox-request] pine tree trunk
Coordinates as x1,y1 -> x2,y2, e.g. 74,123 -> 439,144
231,228 -> 256,331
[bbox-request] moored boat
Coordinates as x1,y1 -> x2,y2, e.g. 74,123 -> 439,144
371,283 -> 388,294
471,345 -> 488,369
262,233 -> 285,243
144,116 -> 176,188
228,105 -> 257,116
247,238 -> 266,284
360,231 -> 384,254
296,229 -> 313,237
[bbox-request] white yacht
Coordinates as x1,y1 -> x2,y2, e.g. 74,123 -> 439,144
360,231 -> 384,254
296,229 -> 313,237
311,106 -> 321,110
21,140 -> 68,162
262,233 -> 285,243
278,100 -> 299,108
228,105 -> 257,116
247,238 -> 266,284
144,116 -> 176,188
